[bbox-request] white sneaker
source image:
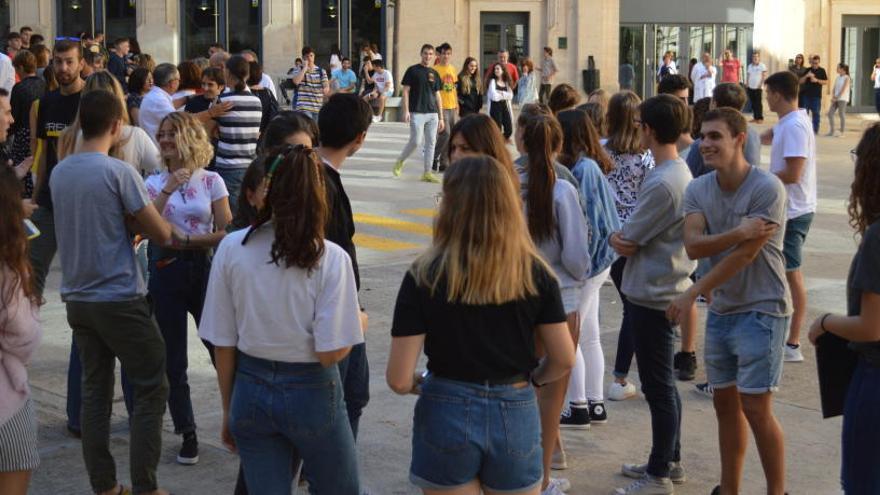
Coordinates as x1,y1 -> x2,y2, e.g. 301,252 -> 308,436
611,475 -> 673,494
552,449 -> 568,470
784,343 -> 804,362
608,381 -> 637,401
372,115 -> 381,123
542,482 -> 566,495
543,477 -> 571,494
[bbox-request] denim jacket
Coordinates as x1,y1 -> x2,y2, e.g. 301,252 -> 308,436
571,156 -> 621,277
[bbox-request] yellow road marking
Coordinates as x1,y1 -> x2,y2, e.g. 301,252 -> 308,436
353,233 -> 422,251
400,208 -> 437,219
354,213 -> 433,236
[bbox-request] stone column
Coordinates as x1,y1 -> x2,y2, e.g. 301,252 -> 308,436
261,0 -> 301,80
137,0 -> 179,64
10,0 -> 54,39
574,0 -> 619,94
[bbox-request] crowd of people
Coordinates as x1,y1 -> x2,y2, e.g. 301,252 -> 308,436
0,27 -> 878,495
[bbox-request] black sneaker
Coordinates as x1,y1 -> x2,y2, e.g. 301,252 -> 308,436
588,400 -> 608,424
559,404 -> 591,429
675,351 -> 697,381
177,432 -> 199,465
711,485 -> 720,495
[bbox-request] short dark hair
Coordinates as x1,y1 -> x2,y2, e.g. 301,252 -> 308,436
371,59 -> 384,68
639,94 -> 690,144
437,43 -> 451,54
318,93 -> 372,148
7,32 -> 20,41
209,42 -> 224,50
201,67 -> 225,86
53,39 -> 82,60
226,55 -> 250,92
260,110 -> 319,151
544,46 -> 553,56
29,34 -> 44,45
20,26 -> 32,34
420,44 -> 434,54
702,107 -> 747,138
113,37 -> 129,47
712,82 -> 747,110
657,74 -> 691,95
764,71 -> 799,102
127,67 -> 151,94
12,49 -> 36,73
341,57 -> 351,63
246,61 -> 263,86
79,90 -> 124,139
302,46 -> 314,57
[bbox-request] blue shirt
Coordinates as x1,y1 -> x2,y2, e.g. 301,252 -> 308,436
571,156 -> 622,277
331,68 -> 358,92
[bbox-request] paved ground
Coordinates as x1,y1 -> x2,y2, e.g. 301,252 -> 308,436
26,112 -> 877,494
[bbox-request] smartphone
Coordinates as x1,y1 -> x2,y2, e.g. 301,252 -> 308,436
24,218 -> 40,240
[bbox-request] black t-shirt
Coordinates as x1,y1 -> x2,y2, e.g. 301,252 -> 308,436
323,163 -> 359,291
847,221 -> 880,365
35,89 -> 82,209
391,262 -> 566,382
401,64 -> 441,114
184,94 -> 213,114
801,67 -> 828,98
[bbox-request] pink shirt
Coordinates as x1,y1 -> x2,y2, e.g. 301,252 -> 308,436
0,269 -> 42,425
721,59 -> 741,83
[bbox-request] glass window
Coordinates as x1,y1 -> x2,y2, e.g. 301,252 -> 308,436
352,0 -> 382,59
688,25 -> 714,62
58,0 -> 94,38
654,25 -> 681,74
227,0 -> 261,55
104,0 -> 136,44
619,25 -> 644,97
305,0 -> 340,63
0,1 -> 9,42
181,0 -> 218,59
723,25 -> 752,65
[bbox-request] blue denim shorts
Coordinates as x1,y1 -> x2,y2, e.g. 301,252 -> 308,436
409,376 -> 543,493
705,311 -> 789,394
783,212 -> 814,271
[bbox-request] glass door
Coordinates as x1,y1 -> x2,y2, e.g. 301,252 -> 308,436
842,17 -> 880,113
226,0 -> 261,55
57,0 -> 95,38
181,0 -> 219,59
304,0 -> 340,64
102,0 -> 136,45
480,12 -> 529,73
619,25 -> 645,97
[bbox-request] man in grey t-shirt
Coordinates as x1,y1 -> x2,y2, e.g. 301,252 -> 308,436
687,82 -> 761,178
609,95 -> 695,494
667,108 -> 790,495
51,90 -> 174,495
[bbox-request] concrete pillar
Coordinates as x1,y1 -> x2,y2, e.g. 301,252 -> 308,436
10,0 -> 54,40
262,0 -> 301,80
137,0 -> 179,65
574,0 -> 619,93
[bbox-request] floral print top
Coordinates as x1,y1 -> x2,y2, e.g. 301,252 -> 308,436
603,146 -> 655,223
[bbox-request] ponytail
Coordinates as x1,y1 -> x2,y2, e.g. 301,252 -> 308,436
521,114 -> 561,241
226,54 -> 250,93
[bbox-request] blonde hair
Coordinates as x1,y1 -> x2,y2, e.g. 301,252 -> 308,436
157,112 -> 214,171
411,155 -> 550,304
58,71 -> 131,160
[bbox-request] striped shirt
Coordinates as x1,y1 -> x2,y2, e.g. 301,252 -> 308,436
293,66 -> 328,114
215,89 -> 263,170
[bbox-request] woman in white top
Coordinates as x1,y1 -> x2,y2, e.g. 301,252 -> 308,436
200,145 -> 363,494
516,58 -> 540,106
143,111 -> 232,465
59,71 -> 161,177
486,63 -> 515,140
690,52 -> 717,101
827,63 -> 852,137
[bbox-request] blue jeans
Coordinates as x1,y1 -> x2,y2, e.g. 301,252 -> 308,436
409,376 -> 543,492
802,95 -> 821,134
230,353 -> 360,495
337,342 -> 369,438
705,311 -> 787,394
217,168 -> 247,217
875,88 -> 880,115
842,359 -> 880,494
145,248 -> 212,434
628,301 -> 682,478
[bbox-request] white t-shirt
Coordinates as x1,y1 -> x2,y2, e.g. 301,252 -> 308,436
874,68 -> 880,89
769,110 -> 816,219
199,225 -> 364,363
747,62 -> 767,89
139,86 -> 176,145
373,69 -> 394,95
833,75 -> 851,102
76,125 -> 161,177
691,64 -> 717,100
144,168 -> 228,235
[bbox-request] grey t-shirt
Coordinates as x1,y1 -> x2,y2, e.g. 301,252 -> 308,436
621,158 -> 696,311
687,126 -> 761,178
50,152 -> 151,302
683,166 -> 791,316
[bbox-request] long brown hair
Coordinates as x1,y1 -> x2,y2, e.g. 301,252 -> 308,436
247,145 -> 327,271
519,112 -> 562,241
457,57 -> 482,95
548,83 -> 580,115
485,63 -> 512,92
849,123 -> 880,236
411,156 -> 549,304
0,167 -> 40,312
605,90 -> 644,154
448,113 -> 517,185
557,109 -> 615,174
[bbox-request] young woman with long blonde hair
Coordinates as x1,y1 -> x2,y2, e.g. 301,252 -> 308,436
387,156 -> 575,495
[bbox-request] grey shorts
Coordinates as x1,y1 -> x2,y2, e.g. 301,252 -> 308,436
0,398 -> 40,472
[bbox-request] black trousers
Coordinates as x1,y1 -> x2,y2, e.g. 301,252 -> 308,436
747,87 -> 764,120
489,101 -> 513,139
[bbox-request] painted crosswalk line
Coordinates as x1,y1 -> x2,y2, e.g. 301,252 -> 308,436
353,233 -> 422,251
353,213 -> 433,236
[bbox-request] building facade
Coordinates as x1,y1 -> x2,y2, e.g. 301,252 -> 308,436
2,0 -> 879,112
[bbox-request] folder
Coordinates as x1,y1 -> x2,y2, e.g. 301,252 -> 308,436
815,332 -> 858,419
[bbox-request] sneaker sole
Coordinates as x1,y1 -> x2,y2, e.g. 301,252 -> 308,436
176,455 -> 199,465
551,462 -> 568,470
607,394 -> 636,401
590,418 -> 608,424
622,469 -> 686,484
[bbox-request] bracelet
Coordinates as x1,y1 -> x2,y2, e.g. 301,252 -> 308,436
820,313 -> 831,333
160,189 -> 173,195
